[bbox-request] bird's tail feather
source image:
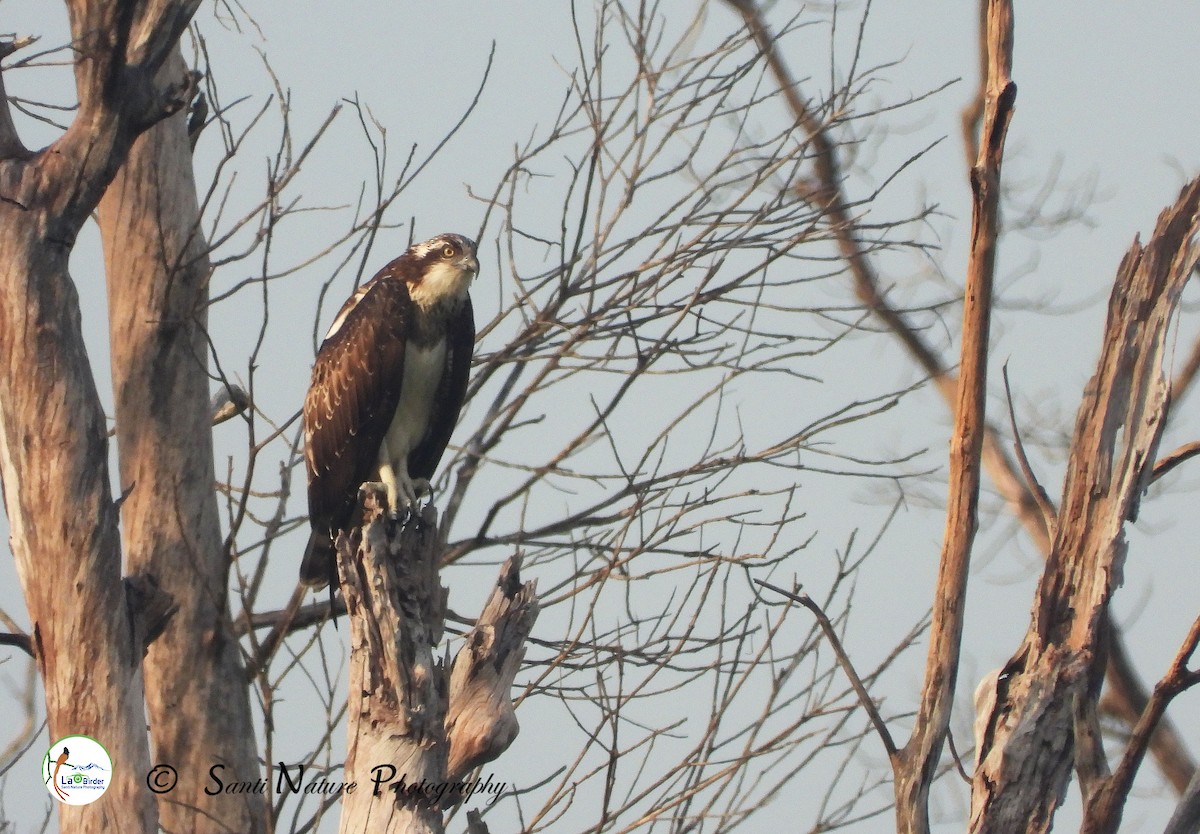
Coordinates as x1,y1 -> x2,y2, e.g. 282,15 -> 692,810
300,528 -> 336,588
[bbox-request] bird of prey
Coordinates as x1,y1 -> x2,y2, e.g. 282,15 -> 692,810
301,233 -> 477,588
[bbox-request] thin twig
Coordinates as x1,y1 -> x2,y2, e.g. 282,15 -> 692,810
1151,441 -> 1200,484
244,584 -> 307,679
1082,613 -> 1200,832
946,729 -> 974,785
0,633 -> 32,658
1104,615 -> 1200,814
1001,364 -> 1057,536
755,578 -> 898,758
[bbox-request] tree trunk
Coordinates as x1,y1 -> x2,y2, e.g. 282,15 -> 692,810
0,4 -> 201,830
98,47 -> 266,834
337,495 -> 537,832
970,178 -> 1200,834
0,228 -> 157,834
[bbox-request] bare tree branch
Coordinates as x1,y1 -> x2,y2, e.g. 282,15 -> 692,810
99,45 -> 265,833
1082,614 -> 1200,833
1151,441 -> 1200,484
0,633 -> 32,657
724,0 -> 1195,799
970,177 -> 1200,834
896,2 -> 1014,829
1001,365 -> 1058,535
754,578 -> 898,758
1165,769 -> 1200,834
445,556 -> 539,785
0,37 -> 35,161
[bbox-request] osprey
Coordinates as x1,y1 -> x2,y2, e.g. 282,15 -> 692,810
301,233 -> 478,587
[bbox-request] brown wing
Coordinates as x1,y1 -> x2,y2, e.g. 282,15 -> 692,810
304,275 -> 412,538
408,296 -> 475,481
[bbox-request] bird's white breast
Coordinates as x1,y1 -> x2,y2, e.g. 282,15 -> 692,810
385,341 -> 447,468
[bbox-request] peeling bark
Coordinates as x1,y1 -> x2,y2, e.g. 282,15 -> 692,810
98,47 -> 266,834
970,178 -> 1200,834
337,494 -> 537,833
727,0 -> 1196,795
894,3 -> 1015,832
446,557 -> 538,784
0,4 -> 204,830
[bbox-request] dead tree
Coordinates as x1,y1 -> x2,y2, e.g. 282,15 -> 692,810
970,179 -> 1200,834
99,47 -> 265,833
0,7 -> 198,834
0,4 -> 265,832
895,1 -> 1014,830
726,0 -> 1197,803
736,0 -> 1200,830
337,494 -> 537,833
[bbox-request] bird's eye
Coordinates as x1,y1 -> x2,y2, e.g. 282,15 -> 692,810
442,244 -> 455,258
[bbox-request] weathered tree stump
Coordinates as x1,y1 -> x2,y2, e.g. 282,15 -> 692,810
336,491 -> 538,833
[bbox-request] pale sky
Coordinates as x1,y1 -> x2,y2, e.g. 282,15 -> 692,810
1,2 -> 1198,832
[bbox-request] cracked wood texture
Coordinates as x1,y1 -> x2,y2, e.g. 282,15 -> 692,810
893,2 -> 1014,832
0,3 -> 201,832
337,497 -> 537,833
970,178 -> 1200,834
732,0 -> 1194,794
446,555 -> 539,783
98,48 -> 266,834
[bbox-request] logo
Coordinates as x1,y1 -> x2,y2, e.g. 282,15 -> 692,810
42,735 -> 112,805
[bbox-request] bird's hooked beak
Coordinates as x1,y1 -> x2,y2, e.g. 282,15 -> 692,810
459,252 -> 479,279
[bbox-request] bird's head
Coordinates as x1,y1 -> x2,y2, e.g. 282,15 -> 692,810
404,233 -> 479,309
